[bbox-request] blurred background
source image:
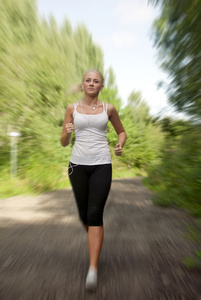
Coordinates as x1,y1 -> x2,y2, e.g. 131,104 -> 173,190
0,0 -> 201,219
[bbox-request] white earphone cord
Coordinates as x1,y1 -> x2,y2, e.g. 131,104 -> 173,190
68,162 -> 78,176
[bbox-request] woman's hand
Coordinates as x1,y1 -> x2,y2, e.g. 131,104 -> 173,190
65,121 -> 75,133
114,143 -> 123,156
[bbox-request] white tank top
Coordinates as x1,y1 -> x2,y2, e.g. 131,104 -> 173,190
70,102 -> 111,165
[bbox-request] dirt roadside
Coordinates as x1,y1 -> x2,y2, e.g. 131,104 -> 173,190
0,178 -> 201,300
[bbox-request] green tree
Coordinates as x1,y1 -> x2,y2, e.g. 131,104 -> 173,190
0,0 -> 106,195
150,0 -> 201,118
0,0 -> 166,197
121,91 -> 164,168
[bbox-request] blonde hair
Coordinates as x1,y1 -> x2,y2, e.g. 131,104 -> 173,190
66,69 -> 104,95
82,69 -> 104,84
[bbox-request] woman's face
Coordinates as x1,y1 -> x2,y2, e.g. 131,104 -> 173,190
82,71 -> 103,96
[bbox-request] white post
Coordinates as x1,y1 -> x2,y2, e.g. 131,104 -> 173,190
8,132 -> 21,178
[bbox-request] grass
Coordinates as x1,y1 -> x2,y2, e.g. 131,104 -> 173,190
0,176 -> 32,198
181,220 -> 201,270
0,174 -> 72,199
0,166 -> 143,199
142,176 -> 164,192
144,173 -> 201,270
112,166 -> 146,178
183,257 -> 198,269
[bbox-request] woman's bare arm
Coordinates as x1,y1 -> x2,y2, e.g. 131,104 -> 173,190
60,104 -> 74,147
108,104 -> 127,156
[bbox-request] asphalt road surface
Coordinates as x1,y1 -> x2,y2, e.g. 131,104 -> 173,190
0,178 -> 201,300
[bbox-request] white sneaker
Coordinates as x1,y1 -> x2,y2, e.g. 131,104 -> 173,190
85,268 -> 97,291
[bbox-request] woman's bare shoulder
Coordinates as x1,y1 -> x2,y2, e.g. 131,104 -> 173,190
66,103 -> 75,112
107,103 -> 115,110
107,103 -> 117,117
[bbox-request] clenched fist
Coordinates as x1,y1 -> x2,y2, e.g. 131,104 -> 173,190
65,121 -> 75,133
114,143 -> 123,156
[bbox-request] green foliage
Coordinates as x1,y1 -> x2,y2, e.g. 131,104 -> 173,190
182,221 -> 201,269
150,0 -> 201,118
183,257 -> 198,270
147,0 -> 201,219
120,91 -> 165,168
0,0 -> 105,197
195,250 -> 201,261
0,0 -> 165,198
185,223 -> 201,243
155,117 -> 192,137
0,0 -> 38,46
146,124 -> 201,216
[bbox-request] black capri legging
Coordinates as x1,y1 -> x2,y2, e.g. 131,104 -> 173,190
68,162 -> 112,226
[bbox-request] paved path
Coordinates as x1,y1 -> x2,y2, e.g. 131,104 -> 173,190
0,178 -> 201,300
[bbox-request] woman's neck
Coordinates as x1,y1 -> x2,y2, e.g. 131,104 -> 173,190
81,95 -> 99,106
